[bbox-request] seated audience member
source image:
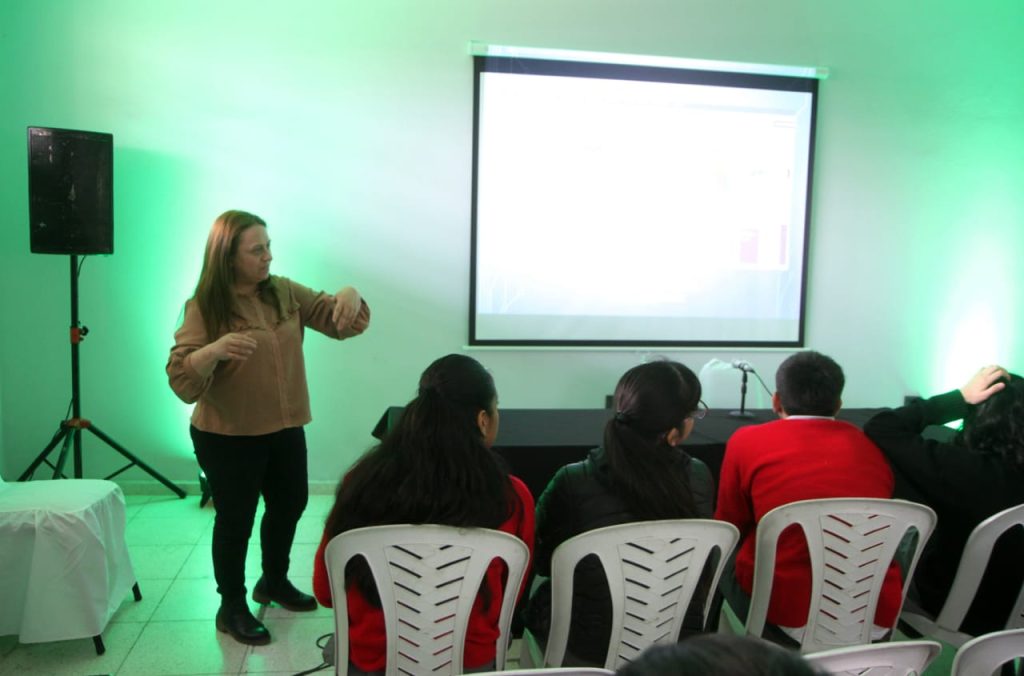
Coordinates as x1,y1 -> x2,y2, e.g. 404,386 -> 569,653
615,633 -> 824,676
523,360 -> 715,666
312,354 -> 535,675
864,365 -> 1024,636
715,350 -> 899,643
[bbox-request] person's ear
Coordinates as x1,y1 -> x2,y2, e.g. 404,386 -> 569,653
665,418 -> 694,446
834,396 -> 843,416
772,392 -> 785,418
476,409 -> 489,437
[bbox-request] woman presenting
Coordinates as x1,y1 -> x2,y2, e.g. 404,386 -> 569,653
167,209 -> 369,645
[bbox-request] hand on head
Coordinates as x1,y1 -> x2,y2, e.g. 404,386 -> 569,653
960,365 -> 1009,405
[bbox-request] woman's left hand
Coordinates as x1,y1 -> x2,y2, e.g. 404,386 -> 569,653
332,286 -> 362,332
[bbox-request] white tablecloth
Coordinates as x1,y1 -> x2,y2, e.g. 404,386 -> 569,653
0,479 -> 136,643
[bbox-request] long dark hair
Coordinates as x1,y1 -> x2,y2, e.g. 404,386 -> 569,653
958,373 -> 1024,470
323,354 -> 514,599
604,360 -> 702,519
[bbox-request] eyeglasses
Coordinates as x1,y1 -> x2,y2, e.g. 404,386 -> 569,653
689,400 -> 709,421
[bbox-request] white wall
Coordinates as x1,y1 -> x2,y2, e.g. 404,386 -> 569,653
0,0 -> 1020,487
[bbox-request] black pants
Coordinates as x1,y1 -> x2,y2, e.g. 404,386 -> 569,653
192,425 -> 309,602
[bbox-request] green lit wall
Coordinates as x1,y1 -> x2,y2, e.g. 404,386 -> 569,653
0,1 -> 1021,487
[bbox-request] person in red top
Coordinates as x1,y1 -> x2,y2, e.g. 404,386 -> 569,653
312,354 -> 535,674
714,350 -> 898,644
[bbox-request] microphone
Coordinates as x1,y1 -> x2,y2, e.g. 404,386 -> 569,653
728,359 -> 757,419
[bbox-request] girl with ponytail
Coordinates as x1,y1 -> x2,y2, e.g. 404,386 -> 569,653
524,360 -> 714,666
312,354 -> 535,674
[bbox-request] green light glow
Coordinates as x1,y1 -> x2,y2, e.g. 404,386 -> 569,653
927,174 -> 1021,394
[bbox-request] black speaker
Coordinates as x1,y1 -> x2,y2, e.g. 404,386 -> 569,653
28,127 -> 114,255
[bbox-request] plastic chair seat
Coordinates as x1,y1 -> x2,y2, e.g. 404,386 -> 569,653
474,669 -> 614,675
951,628 -> 1024,676
806,639 -> 942,675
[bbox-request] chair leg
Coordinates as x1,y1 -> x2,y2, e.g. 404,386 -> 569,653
132,582 -> 142,601
93,635 -> 106,655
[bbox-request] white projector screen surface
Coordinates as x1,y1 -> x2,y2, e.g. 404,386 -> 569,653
470,56 -> 819,347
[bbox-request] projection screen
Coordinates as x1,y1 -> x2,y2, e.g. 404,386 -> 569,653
470,50 -> 821,347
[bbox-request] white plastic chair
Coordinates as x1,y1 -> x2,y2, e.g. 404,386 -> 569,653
805,639 -> 942,675
324,524 -> 529,676
951,628 -> 1024,676
901,504 -> 1024,647
531,519 -> 739,670
722,498 -> 937,653
474,669 -> 614,675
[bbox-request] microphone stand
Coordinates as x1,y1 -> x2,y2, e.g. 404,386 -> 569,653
729,368 -> 755,419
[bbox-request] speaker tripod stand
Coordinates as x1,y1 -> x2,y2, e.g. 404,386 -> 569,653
19,255 -> 185,498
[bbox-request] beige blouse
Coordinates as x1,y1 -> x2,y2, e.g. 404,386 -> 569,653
166,275 -> 369,436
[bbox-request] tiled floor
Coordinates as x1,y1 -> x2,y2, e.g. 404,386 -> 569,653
0,492 -> 338,676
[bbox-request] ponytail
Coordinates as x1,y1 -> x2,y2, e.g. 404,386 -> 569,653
602,361 -> 702,519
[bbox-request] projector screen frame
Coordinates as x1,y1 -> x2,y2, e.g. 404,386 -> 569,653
469,51 -> 821,349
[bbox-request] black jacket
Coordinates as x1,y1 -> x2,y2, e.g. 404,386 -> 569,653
864,390 -> 1024,635
523,446 -> 715,664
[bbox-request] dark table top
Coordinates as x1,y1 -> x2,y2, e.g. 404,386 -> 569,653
374,406 -> 883,447
372,406 -> 889,499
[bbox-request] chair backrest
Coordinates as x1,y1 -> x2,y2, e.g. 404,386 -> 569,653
475,669 -> 614,675
324,524 -> 530,676
544,519 -> 740,670
805,639 -> 942,676
935,504 -> 1024,635
746,498 -> 937,653
951,628 -> 1024,676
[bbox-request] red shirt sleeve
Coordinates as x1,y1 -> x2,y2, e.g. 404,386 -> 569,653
312,530 -> 333,608
507,475 -> 536,601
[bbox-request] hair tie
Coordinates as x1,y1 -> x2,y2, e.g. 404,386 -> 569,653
614,411 -> 631,425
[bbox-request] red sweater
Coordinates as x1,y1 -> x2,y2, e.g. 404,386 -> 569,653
312,476 -> 535,672
714,417 -> 899,628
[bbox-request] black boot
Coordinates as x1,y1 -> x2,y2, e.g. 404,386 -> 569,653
216,597 -> 271,646
252,576 -> 318,612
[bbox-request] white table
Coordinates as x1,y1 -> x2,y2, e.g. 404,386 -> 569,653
0,479 -> 138,648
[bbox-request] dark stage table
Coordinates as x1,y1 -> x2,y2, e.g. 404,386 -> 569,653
373,407 -> 884,500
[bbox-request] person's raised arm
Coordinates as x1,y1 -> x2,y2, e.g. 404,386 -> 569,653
286,278 -> 370,339
864,364 -> 1010,505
